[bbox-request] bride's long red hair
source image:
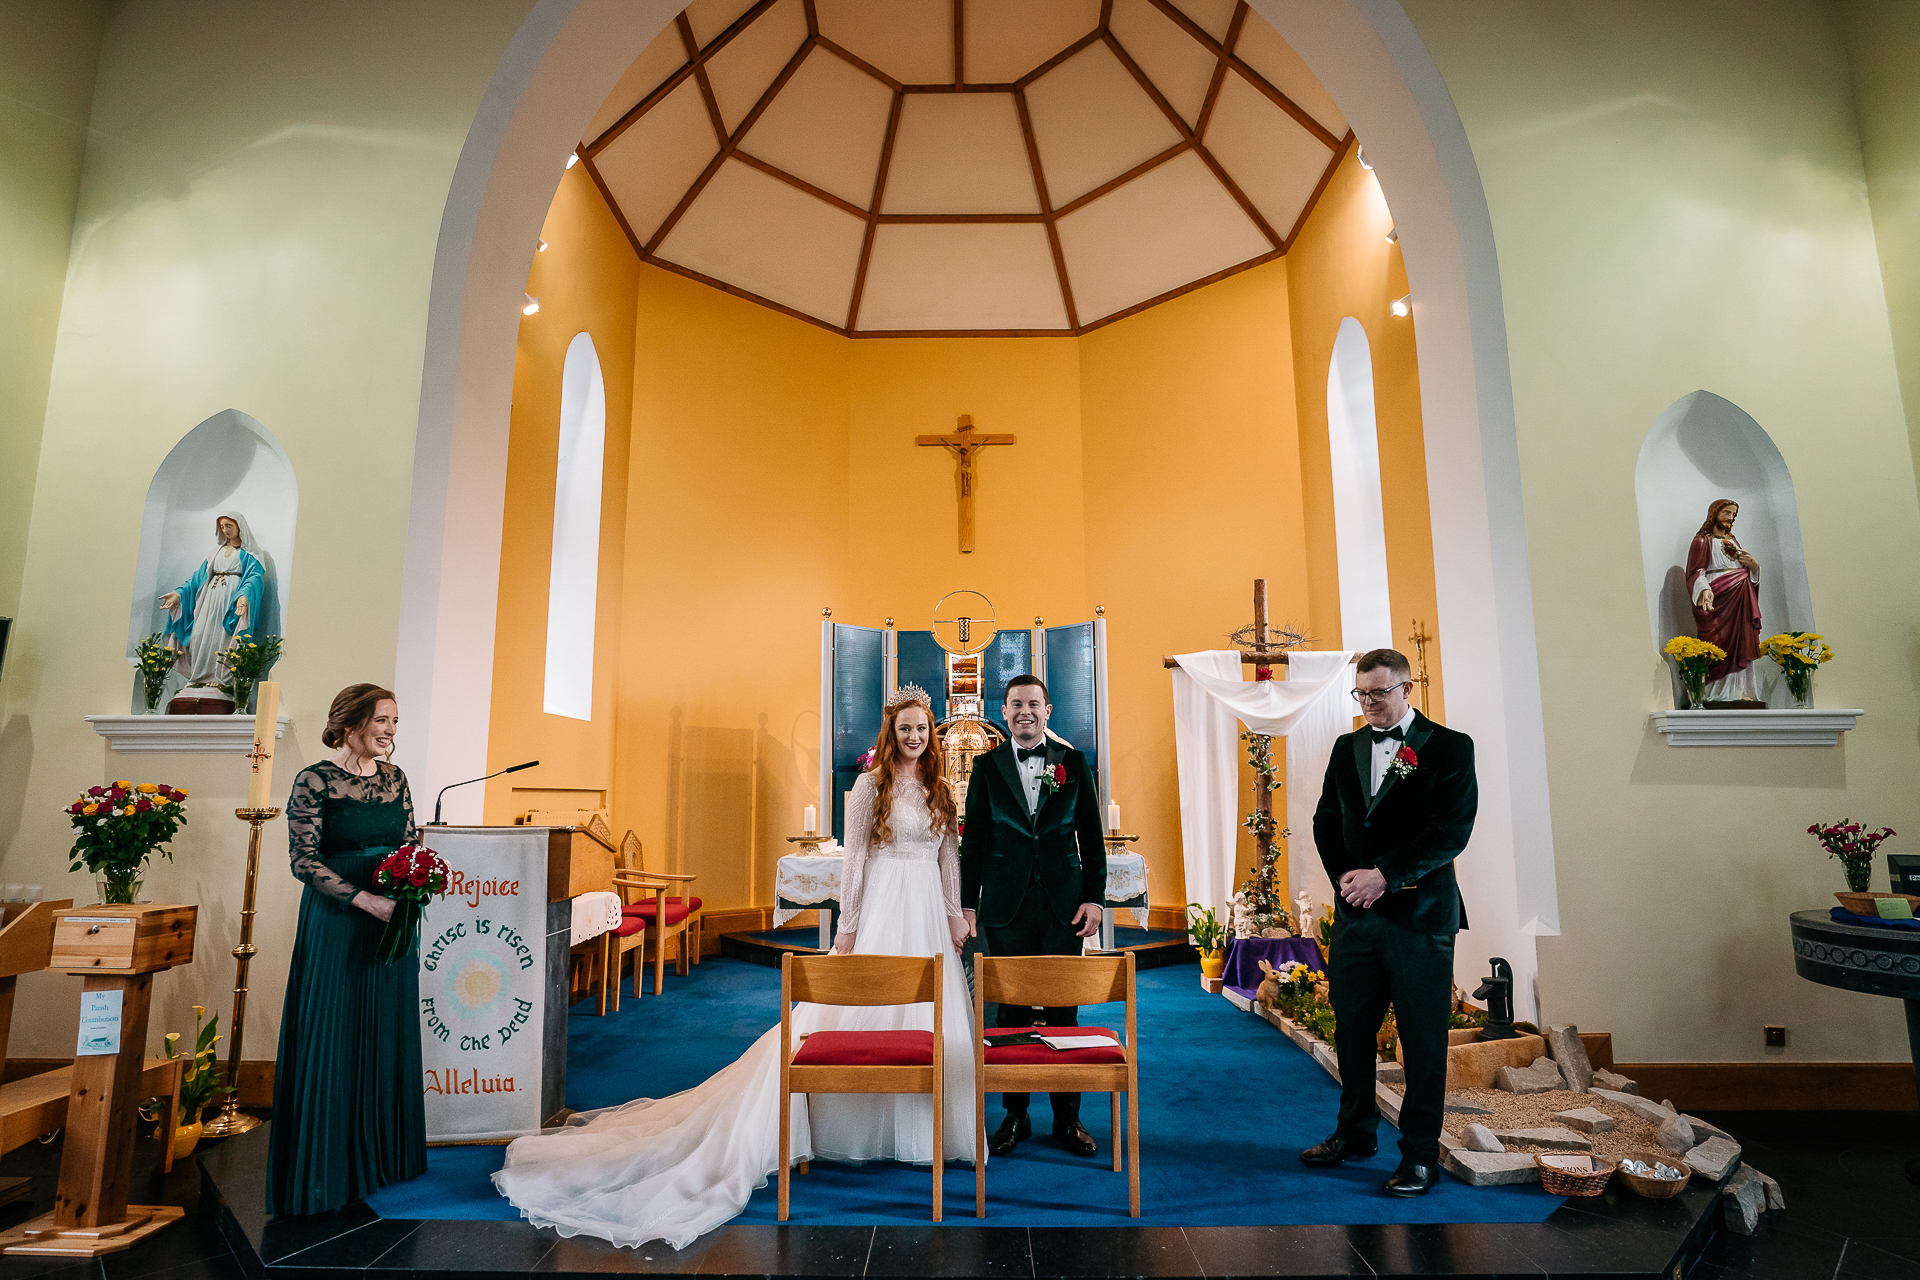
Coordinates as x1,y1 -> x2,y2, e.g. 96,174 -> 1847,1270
867,697 -> 957,845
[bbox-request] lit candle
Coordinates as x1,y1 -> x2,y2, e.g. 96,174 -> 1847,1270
1107,802 -> 1120,833
247,682 -> 280,811
803,804 -> 816,836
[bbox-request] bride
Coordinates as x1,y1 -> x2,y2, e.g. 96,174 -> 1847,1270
492,686 -> 978,1249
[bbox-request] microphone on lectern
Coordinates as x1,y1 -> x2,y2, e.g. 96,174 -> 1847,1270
430,760 -> 538,825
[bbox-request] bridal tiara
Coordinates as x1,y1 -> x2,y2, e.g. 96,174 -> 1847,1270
885,683 -> 933,711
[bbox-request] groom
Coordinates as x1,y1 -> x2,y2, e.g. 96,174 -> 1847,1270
1300,648 -> 1477,1197
960,675 -> 1107,1158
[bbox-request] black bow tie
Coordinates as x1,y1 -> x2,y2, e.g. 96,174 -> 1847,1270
1367,725 -> 1407,745
1016,745 -> 1048,763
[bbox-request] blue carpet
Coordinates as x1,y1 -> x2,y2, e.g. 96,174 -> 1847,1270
367,957 -> 1561,1227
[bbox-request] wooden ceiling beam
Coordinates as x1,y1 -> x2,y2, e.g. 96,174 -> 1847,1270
1076,246 -> 1282,334
846,89 -> 905,330
586,0 -> 780,156
901,82 -> 1019,94
733,151 -> 870,219
803,0 -> 818,37
645,254 -> 850,335
1051,141 -> 1188,218
1145,0 -> 1339,150
1015,88 -> 1078,330
644,36 -> 819,255
817,35 -> 904,91
877,213 -> 1048,223
1193,3 -> 1245,140
679,13 -> 730,148
852,328 -> 1077,339
1282,130 -> 1354,250
1015,29 -> 1102,90
1104,29 -> 1192,142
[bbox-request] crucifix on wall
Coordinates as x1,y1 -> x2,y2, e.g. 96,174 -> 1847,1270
915,414 -> 1015,554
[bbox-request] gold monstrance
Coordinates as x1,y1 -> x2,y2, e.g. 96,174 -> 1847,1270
929,590 -> 1003,819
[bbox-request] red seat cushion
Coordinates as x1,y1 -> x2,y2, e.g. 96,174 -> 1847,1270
624,901 -> 692,926
612,916 -> 646,938
791,1029 -> 935,1067
623,895 -> 701,915
982,1026 -> 1126,1065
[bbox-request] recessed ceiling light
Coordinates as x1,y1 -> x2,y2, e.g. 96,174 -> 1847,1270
538,238 -> 548,253
565,152 -> 579,170
1357,145 -> 1372,171
1385,228 -> 1398,244
1390,294 -> 1410,317
523,294 -> 541,316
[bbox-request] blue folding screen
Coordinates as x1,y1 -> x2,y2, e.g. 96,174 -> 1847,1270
831,624 -> 885,841
1045,621 -> 1098,784
895,631 -> 949,724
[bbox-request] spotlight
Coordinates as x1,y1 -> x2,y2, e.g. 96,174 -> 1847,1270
1390,294 -> 1410,317
565,152 -> 579,170
523,294 -> 541,316
538,238 -> 548,253
1385,228 -> 1398,244
1357,145 -> 1372,171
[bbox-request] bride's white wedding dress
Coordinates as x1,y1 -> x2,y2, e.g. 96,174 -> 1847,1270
491,773 -> 977,1249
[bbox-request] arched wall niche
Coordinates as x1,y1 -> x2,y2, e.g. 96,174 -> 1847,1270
395,0 -> 1557,1011
1326,316 -> 1394,652
126,409 -> 298,710
1634,391 -> 1813,706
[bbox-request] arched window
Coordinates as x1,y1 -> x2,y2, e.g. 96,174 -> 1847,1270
1326,317 -> 1393,652
543,332 -> 607,720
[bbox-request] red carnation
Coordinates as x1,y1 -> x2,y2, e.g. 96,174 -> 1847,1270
111,787 -> 127,800
135,798 -> 152,812
88,786 -> 105,797
68,802 -> 84,814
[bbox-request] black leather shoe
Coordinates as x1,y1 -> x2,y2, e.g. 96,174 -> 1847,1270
989,1112 -> 1030,1156
1382,1161 -> 1438,1196
1052,1121 -> 1097,1157
1299,1134 -> 1378,1167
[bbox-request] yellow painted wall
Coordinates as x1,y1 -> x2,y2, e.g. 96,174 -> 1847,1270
1284,151 -> 1444,721
0,0 -> 536,1058
1404,0 -> 1920,1063
482,167 -> 639,824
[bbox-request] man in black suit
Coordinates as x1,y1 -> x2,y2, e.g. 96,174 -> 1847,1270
959,674 -> 1108,1158
1300,648 -> 1477,1197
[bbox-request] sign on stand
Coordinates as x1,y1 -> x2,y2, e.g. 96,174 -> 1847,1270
416,827 -> 550,1141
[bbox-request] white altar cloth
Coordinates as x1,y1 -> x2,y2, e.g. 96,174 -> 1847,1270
772,850 -> 1149,929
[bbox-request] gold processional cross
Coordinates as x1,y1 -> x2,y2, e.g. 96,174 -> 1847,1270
915,414 -> 1016,554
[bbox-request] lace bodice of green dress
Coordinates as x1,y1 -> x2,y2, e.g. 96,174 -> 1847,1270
286,760 -> 419,905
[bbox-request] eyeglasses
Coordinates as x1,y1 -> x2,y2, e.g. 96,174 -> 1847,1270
1351,682 -> 1411,704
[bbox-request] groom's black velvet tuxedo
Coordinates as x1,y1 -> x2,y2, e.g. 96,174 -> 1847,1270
1312,709 -> 1477,1166
960,737 -> 1106,1126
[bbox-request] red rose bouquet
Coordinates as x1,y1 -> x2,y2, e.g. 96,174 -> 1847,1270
372,842 -> 449,964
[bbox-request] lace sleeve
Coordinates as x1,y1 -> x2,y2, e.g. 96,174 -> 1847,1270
938,796 -> 962,920
839,773 -> 875,932
395,766 -> 420,844
286,767 -> 358,906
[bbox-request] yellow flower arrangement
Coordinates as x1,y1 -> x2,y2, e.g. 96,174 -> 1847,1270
1763,631 -> 1831,705
1662,636 -> 1727,666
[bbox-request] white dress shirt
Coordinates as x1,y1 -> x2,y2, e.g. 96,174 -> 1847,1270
1368,707 -> 1417,797
1013,742 -> 1048,813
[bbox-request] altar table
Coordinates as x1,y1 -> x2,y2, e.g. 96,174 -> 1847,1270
773,850 -> 1152,952
1223,935 -> 1326,1000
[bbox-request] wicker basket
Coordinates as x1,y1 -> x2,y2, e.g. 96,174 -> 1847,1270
1613,1149 -> 1692,1198
1834,891 -> 1920,917
1534,1153 -> 1615,1197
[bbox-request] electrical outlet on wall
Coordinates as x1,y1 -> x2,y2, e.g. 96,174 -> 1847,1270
1764,1024 -> 1787,1048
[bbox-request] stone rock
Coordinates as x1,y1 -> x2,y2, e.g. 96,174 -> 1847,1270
1749,1164 -> 1786,1211
1553,1107 -> 1615,1134
1464,1123 -> 1505,1153
1655,1113 -> 1697,1153
1441,1149 -> 1540,1186
1681,1113 -> 1733,1143
1376,1082 -> 1404,1127
1310,1040 -> 1341,1082
1590,1087 -> 1675,1126
1443,1033 -> 1549,1091
1544,1023 -> 1595,1093
1376,1059 -> 1406,1086
1494,1057 -> 1564,1094
1492,1126 -> 1592,1153
1722,1166 -> 1767,1235
1437,1127 -> 1460,1152
1684,1134 -> 1742,1182
1591,1068 -> 1639,1095
1442,1093 -> 1491,1114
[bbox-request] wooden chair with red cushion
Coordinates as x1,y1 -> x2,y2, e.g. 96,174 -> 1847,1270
778,952 -> 945,1223
613,831 -> 703,996
973,952 -> 1139,1218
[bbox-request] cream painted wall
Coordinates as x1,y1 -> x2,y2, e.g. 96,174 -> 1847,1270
1403,0 -> 1920,1062
0,0 -> 106,621
0,0 -> 537,1058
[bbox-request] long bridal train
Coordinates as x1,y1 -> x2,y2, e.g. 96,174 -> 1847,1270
492,775 -> 977,1250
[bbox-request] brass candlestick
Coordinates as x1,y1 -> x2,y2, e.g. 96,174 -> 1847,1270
785,834 -> 834,855
1103,830 -> 1139,857
201,806 -> 278,1137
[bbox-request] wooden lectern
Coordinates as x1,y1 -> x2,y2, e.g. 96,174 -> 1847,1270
1,903 -> 196,1257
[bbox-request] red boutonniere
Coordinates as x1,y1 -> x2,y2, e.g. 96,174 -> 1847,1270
1041,763 -> 1066,795
1389,745 -> 1418,781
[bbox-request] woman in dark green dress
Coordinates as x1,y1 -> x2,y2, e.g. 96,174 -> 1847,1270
267,683 -> 428,1214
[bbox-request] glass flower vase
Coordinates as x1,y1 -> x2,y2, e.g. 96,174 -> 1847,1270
1843,859 -> 1873,893
1785,669 -> 1813,709
1683,669 -> 1706,710
95,872 -> 143,905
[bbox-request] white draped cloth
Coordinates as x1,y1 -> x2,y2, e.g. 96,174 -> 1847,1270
492,773 -> 975,1249
1170,650 -> 1357,919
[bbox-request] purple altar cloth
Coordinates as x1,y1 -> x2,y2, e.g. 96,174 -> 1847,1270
1223,935 -> 1325,999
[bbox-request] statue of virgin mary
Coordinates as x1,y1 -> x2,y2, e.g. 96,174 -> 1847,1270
159,512 -> 268,699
